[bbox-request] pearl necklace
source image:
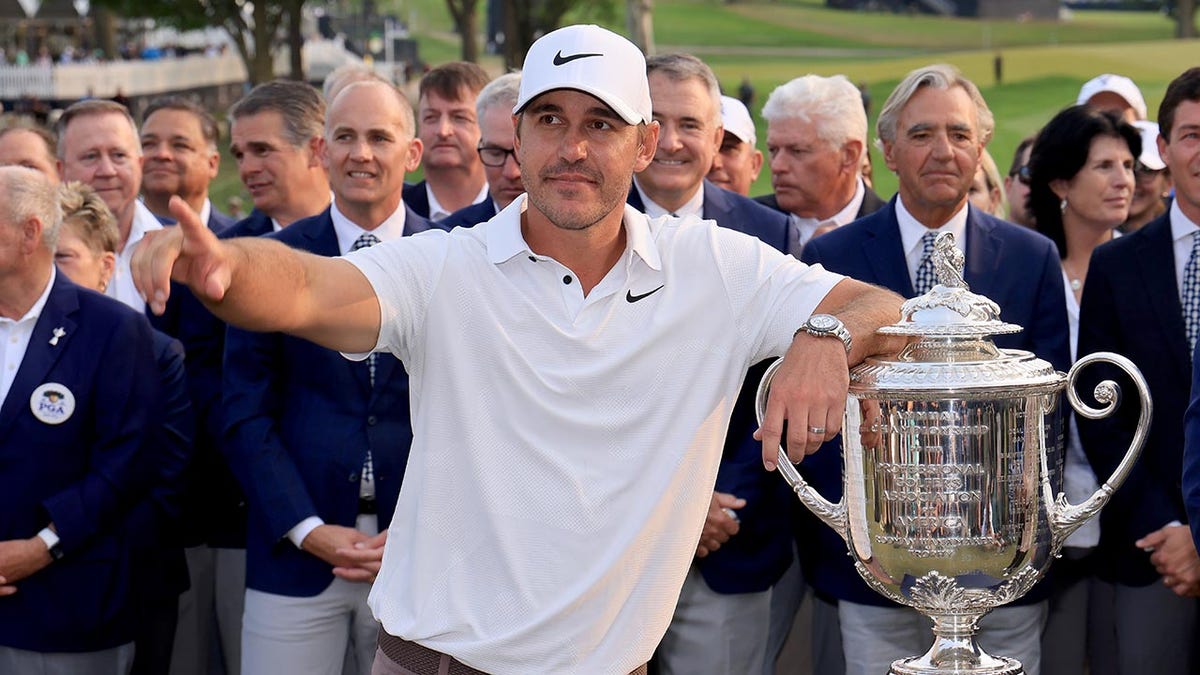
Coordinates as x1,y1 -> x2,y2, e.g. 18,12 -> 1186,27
1069,277 -> 1082,292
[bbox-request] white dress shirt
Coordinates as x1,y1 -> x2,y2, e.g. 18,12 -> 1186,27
789,178 -> 867,251
632,178 -> 705,219
895,196 -> 969,288
427,181 -> 489,222
108,201 -> 163,311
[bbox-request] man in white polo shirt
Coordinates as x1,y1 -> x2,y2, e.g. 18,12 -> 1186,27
133,24 -> 904,675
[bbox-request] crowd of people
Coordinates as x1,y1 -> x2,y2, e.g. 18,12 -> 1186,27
0,20 -> 1199,675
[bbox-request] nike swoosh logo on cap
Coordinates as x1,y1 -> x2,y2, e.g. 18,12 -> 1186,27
626,285 -> 664,303
553,50 -> 602,66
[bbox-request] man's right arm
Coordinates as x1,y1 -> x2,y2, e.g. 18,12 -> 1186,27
134,196 -> 381,355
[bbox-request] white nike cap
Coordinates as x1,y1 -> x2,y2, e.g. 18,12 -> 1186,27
720,95 -> 756,146
1077,73 -> 1147,121
514,24 -> 653,125
1132,120 -> 1165,171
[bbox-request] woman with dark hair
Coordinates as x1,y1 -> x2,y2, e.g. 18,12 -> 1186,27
1027,104 -> 1139,675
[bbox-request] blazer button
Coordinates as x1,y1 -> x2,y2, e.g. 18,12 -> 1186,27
348,472 -> 360,483
367,415 -> 378,426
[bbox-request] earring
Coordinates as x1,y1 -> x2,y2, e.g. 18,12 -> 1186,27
1060,198 -> 1068,214
99,281 -> 107,292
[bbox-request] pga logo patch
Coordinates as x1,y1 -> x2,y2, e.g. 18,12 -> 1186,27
30,383 -> 75,425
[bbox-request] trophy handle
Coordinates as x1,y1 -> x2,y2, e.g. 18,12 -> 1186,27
755,358 -> 849,541
1047,351 -> 1152,542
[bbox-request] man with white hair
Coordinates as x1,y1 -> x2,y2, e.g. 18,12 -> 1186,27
1077,73 -> 1147,123
440,72 -> 525,228
0,166 -> 162,673
755,74 -> 886,257
800,63 -> 1069,675
57,99 -> 163,310
707,95 -> 762,196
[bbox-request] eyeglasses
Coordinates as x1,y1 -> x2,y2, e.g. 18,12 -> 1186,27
477,145 -> 518,167
1011,165 -> 1032,187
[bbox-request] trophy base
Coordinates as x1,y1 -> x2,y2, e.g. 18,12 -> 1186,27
889,654 -> 1023,675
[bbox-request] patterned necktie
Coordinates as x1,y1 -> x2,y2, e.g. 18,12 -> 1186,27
351,233 -> 381,387
351,232 -> 380,501
913,231 -> 939,295
1183,232 -> 1200,355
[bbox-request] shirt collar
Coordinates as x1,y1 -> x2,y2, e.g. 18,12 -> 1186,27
896,195 -> 970,257
486,196 -> 662,271
197,198 -> 212,228
1170,199 -> 1200,242
427,181 -> 490,222
331,198 -> 408,255
632,178 -> 705,219
2,266 -> 55,326
126,200 -> 164,252
829,179 -> 866,228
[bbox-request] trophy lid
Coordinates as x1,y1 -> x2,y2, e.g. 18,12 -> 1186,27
877,231 -> 1022,338
854,231 -> 1062,394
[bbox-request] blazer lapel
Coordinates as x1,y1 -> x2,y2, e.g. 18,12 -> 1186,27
0,275 -> 79,443
963,208 -> 1003,292
861,203 -> 915,296
1138,217 -> 1190,368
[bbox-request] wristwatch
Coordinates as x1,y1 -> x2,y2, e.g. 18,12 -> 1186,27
36,527 -> 64,561
798,314 -> 852,354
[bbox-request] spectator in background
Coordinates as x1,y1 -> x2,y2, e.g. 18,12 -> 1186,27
968,147 -> 1006,219
0,166 -> 161,675
1004,136 -> 1036,229
404,61 -> 489,220
1027,104 -> 1140,675
0,124 -> 59,179
228,80 -> 331,233
1077,73 -> 1147,124
440,72 -> 524,229
801,64 -> 1069,675
757,74 -> 885,257
1080,67 -> 1200,675
707,95 -> 763,197
56,99 -> 161,310
140,96 -> 235,233
1122,120 -> 1171,233
223,80 -> 434,675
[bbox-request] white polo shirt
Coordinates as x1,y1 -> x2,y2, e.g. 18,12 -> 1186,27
346,196 -> 843,674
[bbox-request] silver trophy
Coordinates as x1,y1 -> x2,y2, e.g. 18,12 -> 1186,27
758,232 -> 1150,675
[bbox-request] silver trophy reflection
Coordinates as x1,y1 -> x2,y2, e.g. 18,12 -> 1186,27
758,232 -> 1150,675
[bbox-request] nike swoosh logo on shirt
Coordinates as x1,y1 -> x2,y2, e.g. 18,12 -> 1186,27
626,285 -> 664,303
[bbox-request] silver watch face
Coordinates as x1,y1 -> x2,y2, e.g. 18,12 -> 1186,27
807,314 -> 839,332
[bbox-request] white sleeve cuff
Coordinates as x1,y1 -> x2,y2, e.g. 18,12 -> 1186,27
287,516 -> 326,548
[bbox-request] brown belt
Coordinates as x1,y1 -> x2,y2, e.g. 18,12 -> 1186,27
376,629 -> 648,675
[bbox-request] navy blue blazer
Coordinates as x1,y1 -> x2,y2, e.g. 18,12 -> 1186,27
439,198 -> 497,230
1080,213 -> 1191,585
627,180 -> 795,594
222,205 -> 431,597
402,180 -> 431,219
0,273 -> 162,652
800,199 -> 1070,605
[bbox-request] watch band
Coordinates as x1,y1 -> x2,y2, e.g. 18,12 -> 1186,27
797,314 -> 853,354
36,527 -> 64,560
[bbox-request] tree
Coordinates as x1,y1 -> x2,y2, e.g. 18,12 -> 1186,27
94,0 -> 307,84
626,0 -> 654,55
1176,0 -> 1197,39
498,0 -> 614,70
446,0 -> 480,63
